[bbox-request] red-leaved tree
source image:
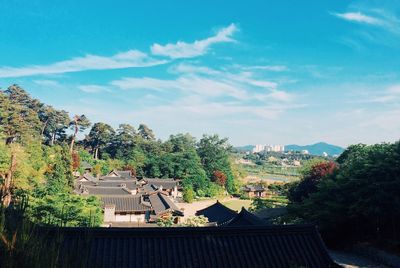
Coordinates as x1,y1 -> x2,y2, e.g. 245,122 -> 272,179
213,170 -> 227,187
289,161 -> 337,203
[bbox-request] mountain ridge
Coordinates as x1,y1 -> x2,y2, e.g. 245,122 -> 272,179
235,142 -> 345,156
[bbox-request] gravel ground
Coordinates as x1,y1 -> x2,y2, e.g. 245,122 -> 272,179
329,250 -> 389,268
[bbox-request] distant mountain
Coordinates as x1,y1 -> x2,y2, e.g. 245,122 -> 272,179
284,142 -> 344,156
234,145 -> 255,152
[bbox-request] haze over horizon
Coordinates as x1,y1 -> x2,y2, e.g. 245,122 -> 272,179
1,1 -> 399,148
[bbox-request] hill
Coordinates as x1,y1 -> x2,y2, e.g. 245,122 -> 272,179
234,145 -> 255,152
285,142 -> 344,156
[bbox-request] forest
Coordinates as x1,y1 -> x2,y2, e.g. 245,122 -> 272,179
0,84 -> 239,227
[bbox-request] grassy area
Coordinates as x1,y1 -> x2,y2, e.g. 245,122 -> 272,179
222,199 -> 252,211
241,164 -> 300,183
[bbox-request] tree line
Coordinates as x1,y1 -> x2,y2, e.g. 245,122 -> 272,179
285,142 -> 400,247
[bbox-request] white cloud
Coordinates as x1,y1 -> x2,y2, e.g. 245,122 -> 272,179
0,50 -> 167,78
150,23 -> 237,59
111,75 -> 249,99
33,79 -> 61,87
78,85 -> 111,93
242,65 -> 288,72
111,66 -> 293,104
333,12 -> 383,25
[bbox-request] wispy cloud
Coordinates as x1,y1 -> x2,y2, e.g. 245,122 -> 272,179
333,12 -> 383,25
78,85 -> 111,93
111,63 -> 293,104
33,79 -> 61,87
241,65 -> 289,72
0,50 -> 167,78
150,23 -> 238,59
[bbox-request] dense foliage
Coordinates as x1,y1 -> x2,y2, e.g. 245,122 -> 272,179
0,85 -> 102,226
286,142 -> 400,246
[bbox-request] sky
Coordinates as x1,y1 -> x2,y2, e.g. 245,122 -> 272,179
0,0 -> 399,147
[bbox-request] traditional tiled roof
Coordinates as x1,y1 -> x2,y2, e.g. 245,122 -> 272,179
81,186 -> 132,196
100,176 -> 135,181
143,178 -> 178,189
224,208 -> 267,226
142,183 -> 158,194
195,201 -> 238,225
101,196 -> 151,213
48,225 -> 339,268
148,192 -> 182,216
115,170 -> 133,179
82,173 -> 97,182
81,180 -> 138,190
107,170 -> 134,179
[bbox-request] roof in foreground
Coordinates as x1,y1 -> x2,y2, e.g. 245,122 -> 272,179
195,201 -> 238,225
44,225 -> 339,268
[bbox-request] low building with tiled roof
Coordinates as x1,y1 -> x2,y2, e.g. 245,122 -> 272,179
75,172 -> 183,224
80,180 -> 139,192
195,201 -> 238,226
140,178 -> 179,198
107,169 -> 135,179
148,192 -> 183,222
223,207 -> 267,226
101,195 -> 152,223
79,186 -> 133,196
242,184 -> 267,198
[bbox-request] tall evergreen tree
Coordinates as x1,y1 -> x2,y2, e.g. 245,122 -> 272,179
69,115 -> 91,153
85,122 -> 115,159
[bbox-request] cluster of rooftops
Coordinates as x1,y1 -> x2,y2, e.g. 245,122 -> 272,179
66,169 -> 340,267
75,170 -> 182,223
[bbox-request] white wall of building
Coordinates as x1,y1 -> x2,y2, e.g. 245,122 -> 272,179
114,213 -> 146,222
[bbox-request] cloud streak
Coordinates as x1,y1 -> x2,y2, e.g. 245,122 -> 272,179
0,50 -> 167,78
333,12 -> 383,25
150,24 -> 238,59
109,63 -> 295,107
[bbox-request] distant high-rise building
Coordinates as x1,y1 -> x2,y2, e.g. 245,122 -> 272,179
253,144 -> 285,153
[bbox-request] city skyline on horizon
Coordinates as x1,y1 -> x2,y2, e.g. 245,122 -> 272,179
1,1 -> 399,147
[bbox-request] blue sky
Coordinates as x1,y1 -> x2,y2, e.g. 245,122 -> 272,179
0,0 -> 399,147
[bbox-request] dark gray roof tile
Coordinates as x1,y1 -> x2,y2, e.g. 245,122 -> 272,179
101,196 -> 151,213
46,225 -> 339,268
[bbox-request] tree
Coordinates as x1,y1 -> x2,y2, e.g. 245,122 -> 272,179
183,186 -> 195,203
138,124 -> 155,140
287,142 -> 400,246
109,124 -> 136,158
69,115 -> 91,153
39,106 -> 70,146
213,170 -> 227,187
197,135 -> 236,193
181,215 -> 208,227
288,161 -> 337,203
85,122 -> 115,159
0,88 -> 41,144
